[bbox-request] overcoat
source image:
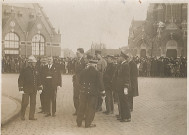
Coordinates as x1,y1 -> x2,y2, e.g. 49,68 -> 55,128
129,60 -> 139,97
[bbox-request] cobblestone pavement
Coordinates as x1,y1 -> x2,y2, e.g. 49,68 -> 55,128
1,74 -> 187,135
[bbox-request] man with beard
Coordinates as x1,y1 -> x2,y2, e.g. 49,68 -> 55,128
76,60 -> 104,128
18,55 -> 42,120
43,57 -> 62,117
72,48 -> 86,115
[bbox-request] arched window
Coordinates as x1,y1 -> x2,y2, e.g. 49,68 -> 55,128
32,34 -> 45,56
4,32 -> 19,54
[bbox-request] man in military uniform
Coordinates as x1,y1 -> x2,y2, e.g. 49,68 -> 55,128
18,55 -> 42,120
76,60 -> 105,128
115,52 -> 131,122
72,48 -> 86,115
43,57 -> 62,117
95,50 -> 107,112
128,56 -> 139,112
103,55 -> 115,115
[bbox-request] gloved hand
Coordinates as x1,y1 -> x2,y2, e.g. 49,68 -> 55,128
124,88 -> 128,95
19,91 -> 24,94
39,90 -> 42,94
100,90 -> 106,96
57,86 -> 61,90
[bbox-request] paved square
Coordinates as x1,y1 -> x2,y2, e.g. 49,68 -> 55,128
1,74 -> 187,135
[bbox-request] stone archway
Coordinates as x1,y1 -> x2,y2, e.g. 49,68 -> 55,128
166,40 -> 177,58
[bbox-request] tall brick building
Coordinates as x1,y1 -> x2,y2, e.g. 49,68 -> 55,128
2,3 -> 61,57
128,3 -> 187,58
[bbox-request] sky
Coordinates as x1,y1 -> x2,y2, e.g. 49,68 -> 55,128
41,0 -> 149,52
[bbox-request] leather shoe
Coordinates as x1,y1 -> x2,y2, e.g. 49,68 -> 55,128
85,124 -> 96,128
38,111 -> 44,113
20,116 -> 25,121
29,118 -> 37,120
116,115 -> 120,118
120,119 -> 131,122
52,113 -> 56,117
73,112 -> 77,116
45,113 -> 51,117
117,118 -> 122,120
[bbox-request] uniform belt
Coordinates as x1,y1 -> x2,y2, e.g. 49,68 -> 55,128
46,76 -> 52,79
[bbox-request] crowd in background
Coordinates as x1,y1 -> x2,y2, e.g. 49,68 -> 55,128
1,56 -> 76,74
134,56 -> 187,78
2,55 -> 187,78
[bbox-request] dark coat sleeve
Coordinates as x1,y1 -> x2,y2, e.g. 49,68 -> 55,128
129,61 -> 139,97
123,63 -> 130,89
18,68 -> 25,89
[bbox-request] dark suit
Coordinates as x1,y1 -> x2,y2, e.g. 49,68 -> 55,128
73,57 -> 86,114
115,61 -> 131,120
43,64 -> 62,115
129,60 -> 139,111
76,66 -> 102,127
18,66 -> 42,119
103,63 -> 115,113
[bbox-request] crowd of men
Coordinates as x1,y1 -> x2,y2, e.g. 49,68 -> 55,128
2,55 -> 187,78
14,48 -> 187,128
136,56 -> 187,77
2,56 -> 76,74
16,48 -> 139,128
72,48 -> 139,128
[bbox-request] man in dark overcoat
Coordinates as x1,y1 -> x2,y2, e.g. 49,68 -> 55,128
76,60 -> 104,128
72,48 -> 86,115
103,55 -> 115,115
43,57 -> 62,117
128,56 -> 139,112
18,55 -> 42,120
115,52 -> 131,122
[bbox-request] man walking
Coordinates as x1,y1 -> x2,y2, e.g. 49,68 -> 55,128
43,57 -> 62,117
18,55 -> 42,120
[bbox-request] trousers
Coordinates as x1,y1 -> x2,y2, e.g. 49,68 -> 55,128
117,87 -> 131,120
77,93 -> 97,127
21,92 -> 36,119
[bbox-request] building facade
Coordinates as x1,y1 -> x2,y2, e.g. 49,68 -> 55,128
2,3 -> 61,57
128,3 -> 187,58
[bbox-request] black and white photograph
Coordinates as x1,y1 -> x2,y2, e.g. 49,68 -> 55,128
1,0 -> 187,135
